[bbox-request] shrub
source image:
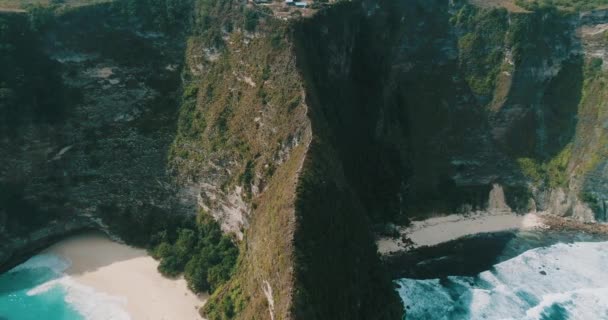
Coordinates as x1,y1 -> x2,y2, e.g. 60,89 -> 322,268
153,211 -> 239,294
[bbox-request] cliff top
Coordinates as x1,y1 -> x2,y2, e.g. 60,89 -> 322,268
0,0 -> 110,12
469,0 -> 608,13
469,0 -> 529,12
247,0 -> 341,20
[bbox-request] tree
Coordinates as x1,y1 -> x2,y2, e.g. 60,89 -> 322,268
185,255 -> 210,292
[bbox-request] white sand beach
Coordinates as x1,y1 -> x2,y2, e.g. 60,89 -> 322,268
377,211 -> 546,255
44,232 -> 206,320
377,184 -> 549,255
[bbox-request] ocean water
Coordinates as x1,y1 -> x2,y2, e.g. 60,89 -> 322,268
0,254 -> 129,320
397,241 -> 608,320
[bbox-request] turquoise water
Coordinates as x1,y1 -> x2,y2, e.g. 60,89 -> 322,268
397,239 -> 608,320
0,254 -> 84,320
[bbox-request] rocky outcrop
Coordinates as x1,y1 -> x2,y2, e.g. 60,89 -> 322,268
545,188 -> 595,221
488,184 -> 512,213
0,216 -> 97,273
0,4 -> 193,263
6,1 -> 608,319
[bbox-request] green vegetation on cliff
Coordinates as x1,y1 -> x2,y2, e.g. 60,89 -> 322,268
0,0 -> 240,307
112,0 -> 193,32
453,4 -> 509,98
99,206 -> 239,297
517,144 -> 572,187
152,212 -> 238,293
13,1 -> 608,319
570,56 -> 608,214
170,0 -> 312,318
171,0 -> 406,317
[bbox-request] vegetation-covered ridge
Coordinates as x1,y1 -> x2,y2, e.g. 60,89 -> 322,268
152,211 -> 238,294
167,0 -> 311,319
166,0 -> 407,318
188,0 -> 608,317
6,0 -> 608,320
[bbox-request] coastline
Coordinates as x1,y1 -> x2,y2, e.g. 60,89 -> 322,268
377,211 -> 545,255
381,211 -> 608,279
42,232 -> 206,320
0,218 -> 97,274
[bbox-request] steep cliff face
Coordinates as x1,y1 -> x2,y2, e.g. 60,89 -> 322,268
0,3 -> 196,265
5,0 -> 608,319
482,6 -> 608,222
289,2 -> 608,315
565,12 -> 608,222
169,1 -> 401,318
289,0 -> 608,226
168,1 -> 313,317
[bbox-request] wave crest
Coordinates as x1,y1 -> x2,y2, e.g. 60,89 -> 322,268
397,241 -> 608,320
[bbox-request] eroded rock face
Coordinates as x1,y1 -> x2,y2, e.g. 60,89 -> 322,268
488,184 -> 512,213
298,1 -> 608,227
543,188 -> 594,221
0,6 -> 194,265
198,185 -> 250,240
5,1 -> 608,318
0,217 -> 96,272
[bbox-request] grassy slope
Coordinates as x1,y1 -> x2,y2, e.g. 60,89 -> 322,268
173,0 -> 404,318
167,1 -> 313,318
186,3 -> 608,318
208,141 -> 309,320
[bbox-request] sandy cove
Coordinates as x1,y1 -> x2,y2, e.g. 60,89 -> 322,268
44,232 -> 206,320
377,209 -> 608,255
377,211 -> 546,255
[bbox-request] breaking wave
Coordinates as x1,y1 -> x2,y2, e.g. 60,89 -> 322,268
2,253 -> 130,320
396,241 -> 608,320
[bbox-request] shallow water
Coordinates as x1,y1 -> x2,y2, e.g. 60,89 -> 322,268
396,238 -> 608,320
0,254 -> 83,320
0,254 -> 129,320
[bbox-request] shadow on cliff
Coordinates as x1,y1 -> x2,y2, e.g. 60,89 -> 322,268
491,8 -> 583,161
385,231 -> 518,280
0,0 -> 193,285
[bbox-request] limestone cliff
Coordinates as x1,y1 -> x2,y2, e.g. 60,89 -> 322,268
0,3 -> 193,264
5,0 -> 608,319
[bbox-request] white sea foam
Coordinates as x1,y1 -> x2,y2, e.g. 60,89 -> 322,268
397,241 -> 608,320
19,253 -> 131,320
9,253 -> 71,274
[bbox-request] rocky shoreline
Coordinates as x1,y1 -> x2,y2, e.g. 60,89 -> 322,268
383,213 -> 608,280
0,216 -> 99,273
540,213 -> 608,234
